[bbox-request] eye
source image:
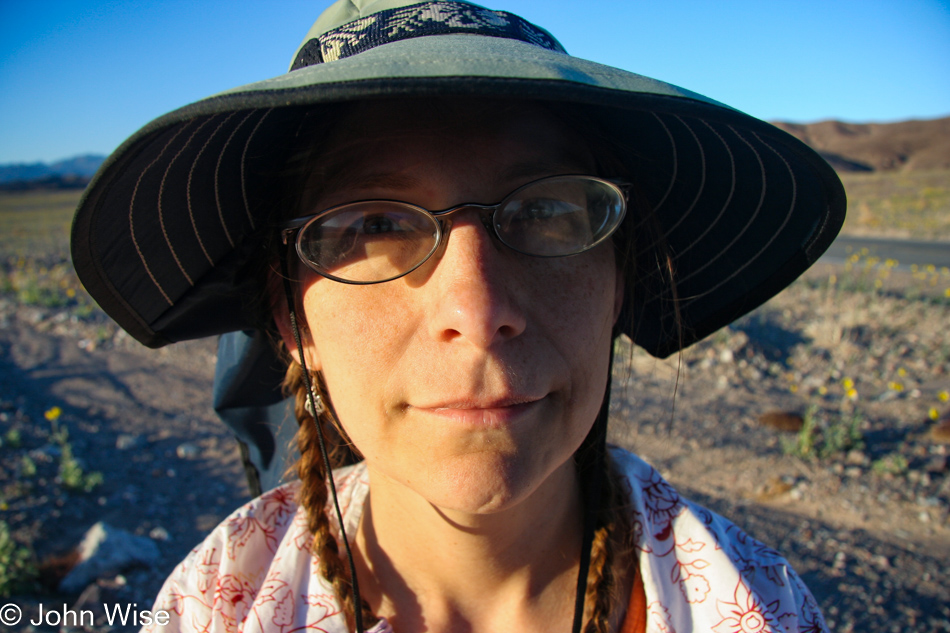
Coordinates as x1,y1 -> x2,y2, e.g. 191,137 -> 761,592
362,214 -> 396,234
518,198 -> 574,220
497,194 -> 593,255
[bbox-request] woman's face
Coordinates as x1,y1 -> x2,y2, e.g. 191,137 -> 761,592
291,101 -> 623,516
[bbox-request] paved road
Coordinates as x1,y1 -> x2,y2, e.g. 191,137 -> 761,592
821,236 -> 950,268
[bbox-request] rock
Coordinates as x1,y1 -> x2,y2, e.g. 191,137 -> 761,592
28,444 -> 60,462
24,308 -> 47,324
756,410 -> 804,433
755,475 -> 794,501
58,522 -> 160,593
927,419 -> 950,443
924,455 -> 949,473
115,434 -> 144,450
149,526 -> 170,541
876,390 -> 898,402
176,442 -> 200,459
846,450 -> 869,466
70,576 -> 135,630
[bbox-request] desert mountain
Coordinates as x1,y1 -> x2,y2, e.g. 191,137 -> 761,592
772,116 -> 950,173
0,154 -> 105,185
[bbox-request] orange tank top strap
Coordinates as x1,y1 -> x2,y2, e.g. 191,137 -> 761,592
618,562 -> 646,633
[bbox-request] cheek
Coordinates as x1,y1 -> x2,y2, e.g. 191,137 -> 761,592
539,250 -> 619,354
528,249 -> 619,423
299,282 -> 411,411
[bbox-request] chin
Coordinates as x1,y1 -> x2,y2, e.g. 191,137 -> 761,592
421,448 -> 574,516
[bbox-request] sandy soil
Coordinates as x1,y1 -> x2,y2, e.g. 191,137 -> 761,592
1,264 -> 949,632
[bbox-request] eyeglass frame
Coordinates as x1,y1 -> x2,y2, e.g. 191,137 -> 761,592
279,174 -> 629,285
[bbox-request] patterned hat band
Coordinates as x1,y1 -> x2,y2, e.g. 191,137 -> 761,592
290,0 -> 565,68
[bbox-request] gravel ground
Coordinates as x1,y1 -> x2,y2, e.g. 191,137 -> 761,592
1,262 -> 949,632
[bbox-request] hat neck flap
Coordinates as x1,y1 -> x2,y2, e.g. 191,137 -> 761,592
290,0 -> 566,69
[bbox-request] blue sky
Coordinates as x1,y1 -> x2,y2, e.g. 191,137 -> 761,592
1,0 -> 948,164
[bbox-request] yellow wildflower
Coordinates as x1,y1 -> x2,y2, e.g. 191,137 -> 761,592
939,391 -> 949,403
44,406 -> 62,422
930,408 -> 940,421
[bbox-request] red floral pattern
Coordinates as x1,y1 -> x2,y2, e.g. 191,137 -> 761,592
143,449 -> 826,633
712,579 -> 782,632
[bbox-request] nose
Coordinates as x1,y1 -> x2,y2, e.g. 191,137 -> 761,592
425,212 -> 527,348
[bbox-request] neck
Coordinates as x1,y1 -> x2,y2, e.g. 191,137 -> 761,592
355,459 -> 584,632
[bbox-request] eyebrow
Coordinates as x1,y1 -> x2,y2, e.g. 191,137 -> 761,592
329,171 -> 422,194
309,146 -> 592,211
500,158 -> 590,184
319,159 -> 585,202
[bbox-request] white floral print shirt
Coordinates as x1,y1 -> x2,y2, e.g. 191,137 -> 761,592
143,448 -> 827,633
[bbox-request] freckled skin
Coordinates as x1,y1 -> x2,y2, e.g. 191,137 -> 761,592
291,101 -> 623,519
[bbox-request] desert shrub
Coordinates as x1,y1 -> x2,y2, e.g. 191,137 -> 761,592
0,520 -> 38,597
783,405 -> 865,460
871,453 -> 909,477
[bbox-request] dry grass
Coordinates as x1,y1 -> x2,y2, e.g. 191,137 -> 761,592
0,190 -> 82,258
0,191 -> 94,313
839,169 -> 950,240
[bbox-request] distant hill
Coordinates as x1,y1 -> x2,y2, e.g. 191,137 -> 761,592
0,154 -> 105,189
772,116 -> 950,173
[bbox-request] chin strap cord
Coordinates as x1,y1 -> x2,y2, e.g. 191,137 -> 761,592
572,342 -> 614,633
280,249 -> 365,633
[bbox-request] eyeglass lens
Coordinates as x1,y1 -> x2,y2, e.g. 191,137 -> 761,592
295,176 -> 624,283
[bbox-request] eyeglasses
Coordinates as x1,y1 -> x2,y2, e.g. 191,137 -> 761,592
280,174 -> 627,284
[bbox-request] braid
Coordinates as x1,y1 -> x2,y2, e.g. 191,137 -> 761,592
584,452 -> 637,633
284,361 -> 377,631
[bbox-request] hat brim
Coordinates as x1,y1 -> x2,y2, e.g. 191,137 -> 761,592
72,34 -> 845,358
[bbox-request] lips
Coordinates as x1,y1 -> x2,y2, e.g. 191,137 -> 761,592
409,394 -> 546,427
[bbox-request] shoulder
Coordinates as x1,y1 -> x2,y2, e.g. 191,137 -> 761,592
609,447 -> 828,633
143,463 -> 371,633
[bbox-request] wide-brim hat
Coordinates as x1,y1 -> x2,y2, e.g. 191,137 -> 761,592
72,0 -> 846,360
